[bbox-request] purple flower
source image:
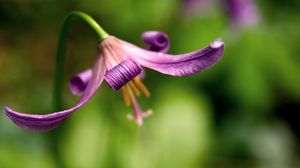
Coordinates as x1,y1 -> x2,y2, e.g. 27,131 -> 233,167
4,31 -> 224,131
181,0 -> 260,28
182,0 -> 215,17
225,0 -> 260,27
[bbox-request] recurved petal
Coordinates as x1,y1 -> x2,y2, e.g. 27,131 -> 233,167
141,31 -> 170,53
123,38 -> 224,76
4,54 -> 106,131
69,69 -> 92,95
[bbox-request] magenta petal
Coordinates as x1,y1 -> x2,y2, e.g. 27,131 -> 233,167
69,69 -> 92,95
124,38 -> 224,76
141,31 -> 170,53
4,55 -> 106,131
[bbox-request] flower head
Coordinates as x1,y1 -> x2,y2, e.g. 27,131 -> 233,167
181,0 -> 260,28
225,0 -> 260,27
181,0 -> 215,18
4,31 -> 224,131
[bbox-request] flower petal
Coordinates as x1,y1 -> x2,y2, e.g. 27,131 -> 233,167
123,38 -> 224,76
69,69 -> 92,95
141,31 -> 170,53
4,54 -> 106,131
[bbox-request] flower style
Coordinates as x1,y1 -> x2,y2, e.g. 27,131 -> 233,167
4,31 -> 224,131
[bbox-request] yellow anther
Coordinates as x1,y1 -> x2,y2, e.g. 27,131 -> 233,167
134,77 -> 150,97
129,81 -> 141,97
121,87 -> 131,107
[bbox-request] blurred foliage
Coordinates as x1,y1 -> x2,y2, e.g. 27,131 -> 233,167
0,0 -> 300,168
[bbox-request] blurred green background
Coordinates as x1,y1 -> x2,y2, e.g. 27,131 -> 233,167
0,0 -> 300,168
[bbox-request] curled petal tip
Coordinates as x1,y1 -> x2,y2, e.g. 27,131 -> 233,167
141,31 -> 170,53
69,77 -> 86,95
69,69 -> 92,95
210,38 -> 224,49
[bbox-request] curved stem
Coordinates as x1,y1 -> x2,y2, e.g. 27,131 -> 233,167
50,11 -> 109,168
54,11 -> 108,110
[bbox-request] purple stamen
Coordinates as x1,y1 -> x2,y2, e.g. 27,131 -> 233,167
104,59 -> 142,91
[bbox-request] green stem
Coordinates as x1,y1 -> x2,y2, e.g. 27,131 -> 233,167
54,11 -> 108,110
50,11 -> 109,168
